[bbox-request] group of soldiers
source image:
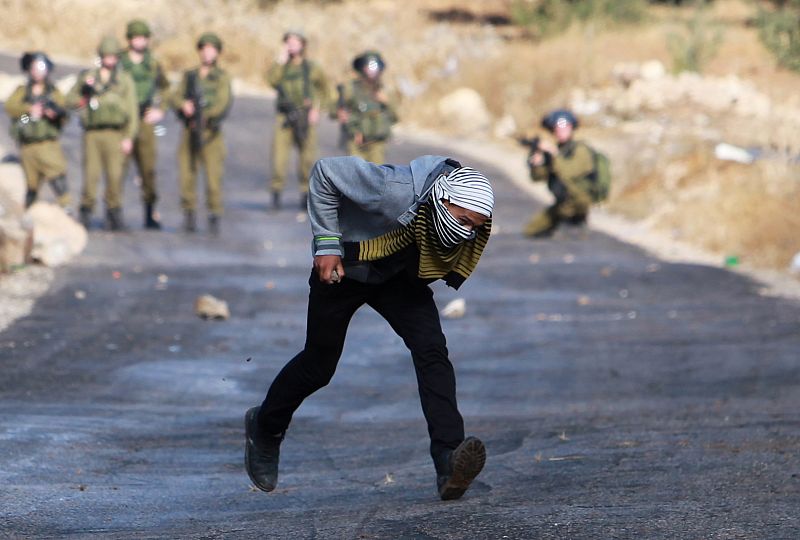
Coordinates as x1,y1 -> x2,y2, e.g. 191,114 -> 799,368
5,20 -> 609,239
4,23 -> 399,234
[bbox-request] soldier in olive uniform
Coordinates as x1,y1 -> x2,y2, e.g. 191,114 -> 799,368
120,19 -> 170,230
66,36 -> 139,231
4,52 -> 70,209
266,30 -> 330,210
335,51 -> 398,165
524,109 -> 595,238
170,32 -> 232,235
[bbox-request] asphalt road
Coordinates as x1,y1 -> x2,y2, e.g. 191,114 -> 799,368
1,60 -> 799,539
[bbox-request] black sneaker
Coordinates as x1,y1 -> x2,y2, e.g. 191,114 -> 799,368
144,203 -> 162,230
244,406 -> 283,492
106,208 -> 126,231
436,436 -> 486,501
183,210 -> 197,233
79,206 -> 92,229
208,214 -> 220,236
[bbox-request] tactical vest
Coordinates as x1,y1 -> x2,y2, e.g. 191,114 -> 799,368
12,82 -> 64,144
276,61 -> 312,111
184,67 -> 230,129
78,68 -> 131,129
347,78 -> 393,143
120,50 -> 159,111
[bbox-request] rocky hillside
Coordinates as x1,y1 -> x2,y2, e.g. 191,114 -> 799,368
0,0 -> 798,272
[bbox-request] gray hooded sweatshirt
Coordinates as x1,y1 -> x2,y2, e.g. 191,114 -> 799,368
308,155 -> 459,283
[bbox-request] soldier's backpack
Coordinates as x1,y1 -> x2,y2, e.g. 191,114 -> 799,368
587,146 -> 612,203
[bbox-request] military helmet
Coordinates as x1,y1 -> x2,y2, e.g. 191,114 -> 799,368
197,32 -> 223,52
97,35 -> 123,57
282,29 -> 307,45
352,50 -> 386,73
20,51 -> 54,73
126,19 -> 151,39
541,109 -> 579,131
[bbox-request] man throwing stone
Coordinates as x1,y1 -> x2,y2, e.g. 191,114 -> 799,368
245,155 -> 494,500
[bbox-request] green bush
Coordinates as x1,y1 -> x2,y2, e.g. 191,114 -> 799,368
757,1 -> 800,72
509,0 -> 646,40
666,4 -> 723,73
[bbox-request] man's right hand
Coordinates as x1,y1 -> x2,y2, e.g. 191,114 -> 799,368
313,255 -> 345,284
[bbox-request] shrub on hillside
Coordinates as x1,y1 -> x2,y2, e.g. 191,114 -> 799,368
757,0 -> 800,72
667,4 -> 723,73
509,0 -> 646,39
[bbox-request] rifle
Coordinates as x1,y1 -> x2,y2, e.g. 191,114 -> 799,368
184,71 -> 206,152
517,135 -> 566,201
276,59 -> 311,146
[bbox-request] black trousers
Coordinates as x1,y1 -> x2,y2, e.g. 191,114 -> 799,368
258,270 -> 465,464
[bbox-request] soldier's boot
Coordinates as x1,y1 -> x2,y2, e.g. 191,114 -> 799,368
79,206 -> 92,229
106,208 -> 126,232
208,214 -> 220,236
24,189 -> 37,209
49,175 -> 68,204
144,203 -> 162,230
299,192 -> 308,211
183,210 -> 197,233
435,436 -> 486,501
244,406 -> 283,492
271,191 -> 281,211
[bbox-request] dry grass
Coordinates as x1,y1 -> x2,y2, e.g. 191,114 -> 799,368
1,0 -> 799,270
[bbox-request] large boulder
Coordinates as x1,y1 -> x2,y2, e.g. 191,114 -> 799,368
0,186 -> 32,272
438,87 -> 492,136
26,202 -> 87,267
0,162 -> 26,207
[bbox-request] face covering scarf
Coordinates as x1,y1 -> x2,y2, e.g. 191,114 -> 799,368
343,166 -> 495,289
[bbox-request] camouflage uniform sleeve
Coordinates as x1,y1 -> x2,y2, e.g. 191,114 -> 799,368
529,160 -> 550,182
154,60 -> 171,109
121,72 -> 140,140
205,70 -> 232,121
310,62 -> 331,111
167,72 -> 188,111
266,62 -> 284,89
65,72 -> 88,110
382,87 -> 399,124
50,87 -> 69,121
4,86 -> 28,118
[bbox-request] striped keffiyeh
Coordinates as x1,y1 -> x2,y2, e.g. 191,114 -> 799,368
343,166 -> 494,289
429,167 -> 494,248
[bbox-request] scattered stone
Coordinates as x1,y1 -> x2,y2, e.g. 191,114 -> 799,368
440,298 -> 466,319
0,162 -> 26,206
493,114 -> 517,139
0,185 -> 33,272
195,294 -> 230,320
640,60 -> 666,81
791,253 -> 800,275
26,202 -> 87,267
437,87 -> 492,136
